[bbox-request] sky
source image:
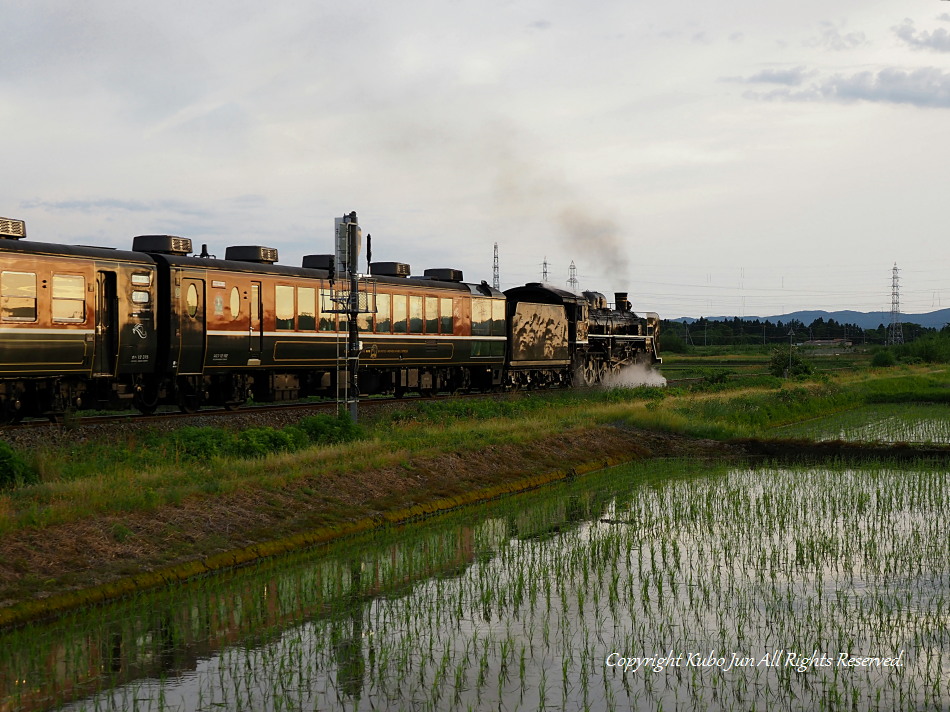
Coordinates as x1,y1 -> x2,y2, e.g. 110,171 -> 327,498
3,0 -> 949,319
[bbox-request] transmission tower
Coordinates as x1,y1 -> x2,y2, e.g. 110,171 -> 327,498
887,262 -> 904,345
567,260 -> 578,292
492,242 -> 500,290
542,256 -> 549,283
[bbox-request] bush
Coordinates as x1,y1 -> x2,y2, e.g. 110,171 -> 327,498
0,440 -> 36,488
233,427 -> 299,458
297,413 -> 364,445
871,349 -> 897,367
168,427 -> 237,461
660,333 -> 689,354
768,347 -> 813,378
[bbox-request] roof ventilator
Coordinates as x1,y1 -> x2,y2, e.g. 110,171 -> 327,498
370,261 -> 411,277
0,217 -> 26,240
424,268 -> 463,282
132,235 -> 193,255
225,246 -> 279,264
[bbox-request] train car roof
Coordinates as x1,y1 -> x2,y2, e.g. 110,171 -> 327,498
157,253 -> 500,295
0,239 -> 156,265
154,253 -> 331,280
504,282 -> 585,305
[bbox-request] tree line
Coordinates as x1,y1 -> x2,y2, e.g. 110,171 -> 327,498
660,316 -> 947,351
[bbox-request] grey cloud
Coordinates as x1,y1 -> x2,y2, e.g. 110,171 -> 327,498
822,67 -> 950,107
528,20 -> 551,31
893,19 -> 950,52
21,198 -> 213,218
741,67 -> 811,86
744,67 -> 950,108
804,22 -> 867,51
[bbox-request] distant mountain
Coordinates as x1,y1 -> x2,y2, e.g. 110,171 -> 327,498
671,308 -> 950,331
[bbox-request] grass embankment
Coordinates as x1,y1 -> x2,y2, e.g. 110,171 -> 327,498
0,364 -> 948,615
3,365 -> 948,536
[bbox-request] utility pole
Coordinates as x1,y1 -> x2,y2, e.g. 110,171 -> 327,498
343,213 -> 361,423
887,262 -> 904,345
787,327 -> 795,377
542,256 -> 549,283
492,242 -> 500,291
329,212 -> 373,423
567,260 -> 578,292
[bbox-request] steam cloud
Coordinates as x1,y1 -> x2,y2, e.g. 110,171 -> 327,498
599,363 -> 667,388
557,206 -> 630,285
488,123 -> 632,288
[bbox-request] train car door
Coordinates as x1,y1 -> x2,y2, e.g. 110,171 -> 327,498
179,278 -> 206,374
248,281 -> 262,364
93,271 -> 118,376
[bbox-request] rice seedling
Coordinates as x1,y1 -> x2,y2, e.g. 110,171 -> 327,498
774,403 -> 950,444
2,457 -> 948,711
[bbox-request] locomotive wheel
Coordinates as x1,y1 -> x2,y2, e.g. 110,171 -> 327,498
579,360 -> 597,387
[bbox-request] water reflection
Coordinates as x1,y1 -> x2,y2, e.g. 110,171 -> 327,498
2,463 -> 946,711
0,473 -> 685,712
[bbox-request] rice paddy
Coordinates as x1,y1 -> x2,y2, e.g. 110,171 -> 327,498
2,456 -> 949,711
774,403 -> 950,444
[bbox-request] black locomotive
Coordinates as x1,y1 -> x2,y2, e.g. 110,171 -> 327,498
0,216 -> 659,422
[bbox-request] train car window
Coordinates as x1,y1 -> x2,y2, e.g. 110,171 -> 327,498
425,296 -> 438,333
319,288 -> 336,331
186,284 -> 199,318
230,287 -> 241,319
491,299 -> 506,336
409,296 -> 423,334
131,291 -> 150,305
376,293 -> 391,333
1,271 -> 37,322
51,274 -> 86,322
392,294 -> 407,334
131,273 -> 151,286
471,298 -> 492,336
276,285 -> 295,329
357,308 -> 373,332
440,298 -> 453,334
297,287 -> 316,330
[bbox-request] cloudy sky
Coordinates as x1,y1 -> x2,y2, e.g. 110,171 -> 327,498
3,0 -> 949,319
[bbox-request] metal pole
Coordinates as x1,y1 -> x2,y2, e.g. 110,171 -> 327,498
788,328 -> 794,377
346,213 -> 360,423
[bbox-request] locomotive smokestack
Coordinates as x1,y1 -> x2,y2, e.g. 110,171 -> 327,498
615,292 -> 630,312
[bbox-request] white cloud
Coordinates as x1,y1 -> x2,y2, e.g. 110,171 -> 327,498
893,18 -> 950,52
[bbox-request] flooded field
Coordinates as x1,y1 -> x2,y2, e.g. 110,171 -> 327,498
774,403 -> 950,444
2,458 -> 949,711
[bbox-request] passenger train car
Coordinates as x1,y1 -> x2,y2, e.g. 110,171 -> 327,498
0,216 -> 658,422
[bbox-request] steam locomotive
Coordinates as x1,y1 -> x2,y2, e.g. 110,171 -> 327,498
0,215 -> 659,422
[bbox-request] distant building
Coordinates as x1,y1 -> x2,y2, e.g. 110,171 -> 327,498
804,338 -> 852,348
